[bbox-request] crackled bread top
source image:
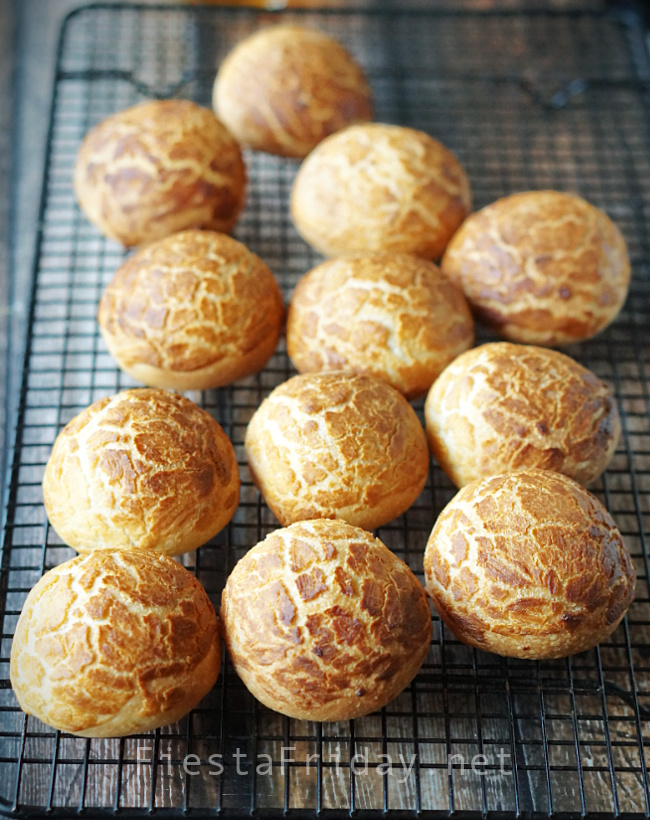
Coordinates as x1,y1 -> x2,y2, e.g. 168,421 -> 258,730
10,549 -> 220,736
290,123 -> 471,259
213,25 -> 372,158
441,190 -> 630,345
220,519 -> 432,721
43,388 -> 240,556
287,253 -> 474,399
98,230 -> 284,390
425,342 -> 621,487
245,371 -> 430,530
74,99 -> 246,247
424,469 -> 635,659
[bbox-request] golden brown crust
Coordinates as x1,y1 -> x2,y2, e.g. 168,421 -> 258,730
220,519 -> 432,721
10,550 -> 220,736
440,190 -> 630,345
245,371 -> 429,530
74,100 -> 247,247
98,230 -> 284,390
424,470 -> 635,659
213,25 -> 372,158
425,342 -> 621,487
290,123 -> 471,259
287,253 -> 474,400
43,388 -> 240,556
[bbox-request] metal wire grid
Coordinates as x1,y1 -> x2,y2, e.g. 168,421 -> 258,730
1,3 -> 650,817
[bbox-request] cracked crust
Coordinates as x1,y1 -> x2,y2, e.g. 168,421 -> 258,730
440,190 -> 630,345
42,389 -> 240,556
425,342 -> 621,487
245,371 -> 430,530
74,99 -> 247,247
424,469 -> 635,659
220,519 -> 432,721
98,230 -> 284,390
290,123 -> 471,259
213,25 -> 372,158
287,253 -> 474,399
10,549 -> 220,737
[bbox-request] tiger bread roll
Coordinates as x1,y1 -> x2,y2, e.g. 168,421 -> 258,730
213,25 -> 372,158
424,470 -> 635,659
245,371 -> 429,530
291,123 -> 471,259
98,230 -> 284,391
10,550 -> 220,737
220,519 -> 432,721
74,99 -> 247,247
425,342 -> 621,487
287,253 -> 474,400
43,389 -> 239,556
441,190 -> 630,346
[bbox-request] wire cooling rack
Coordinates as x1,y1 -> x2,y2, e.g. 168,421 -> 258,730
2,2 -> 650,817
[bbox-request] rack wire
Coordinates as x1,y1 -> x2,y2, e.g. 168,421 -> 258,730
1,3 -> 650,817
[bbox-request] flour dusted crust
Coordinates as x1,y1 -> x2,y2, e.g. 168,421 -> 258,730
213,25 -> 372,158
290,123 -> 471,259
10,550 -> 220,737
42,389 -> 240,556
425,342 -> 621,487
98,230 -> 284,390
440,190 -> 630,345
74,100 -> 247,247
220,519 -> 432,721
424,470 -> 635,659
245,371 -> 429,530
287,253 -> 473,399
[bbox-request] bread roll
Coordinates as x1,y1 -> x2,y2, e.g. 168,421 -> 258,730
290,123 -> 471,259
43,389 -> 239,556
441,190 -> 630,345
98,230 -> 284,390
245,371 -> 429,530
287,253 -> 474,399
425,342 -> 620,487
424,470 -> 635,659
220,519 -> 432,721
213,25 -> 372,158
10,550 -> 220,737
74,100 -> 246,247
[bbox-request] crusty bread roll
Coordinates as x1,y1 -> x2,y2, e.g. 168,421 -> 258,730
98,230 -> 284,391
213,25 -> 372,158
425,342 -> 621,487
290,123 -> 471,259
220,519 -> 432,721
74,99 -> 247,247
424,470 -> 635,659
43,389 -> 239,556
245,371 -> 429,530
440,190 -> 630,345
10,549 -> 220,737
287,253 -> 474,399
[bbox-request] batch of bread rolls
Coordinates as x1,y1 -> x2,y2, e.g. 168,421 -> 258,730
10,23 -> 636,739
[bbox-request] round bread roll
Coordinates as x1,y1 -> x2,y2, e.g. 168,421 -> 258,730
74,99 -> 247,247
290,123 -> 471,259
10,550 -> 220,737
213,25 -> 372,158
43,389 -> 240,556
245,371 -> 429,530
440,190 -> 630,346
98,230 -> 284,391
425,342 -> 621,487
220,519 -> 432,721
424,470 -> 635,659
287,253 -> 474,399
